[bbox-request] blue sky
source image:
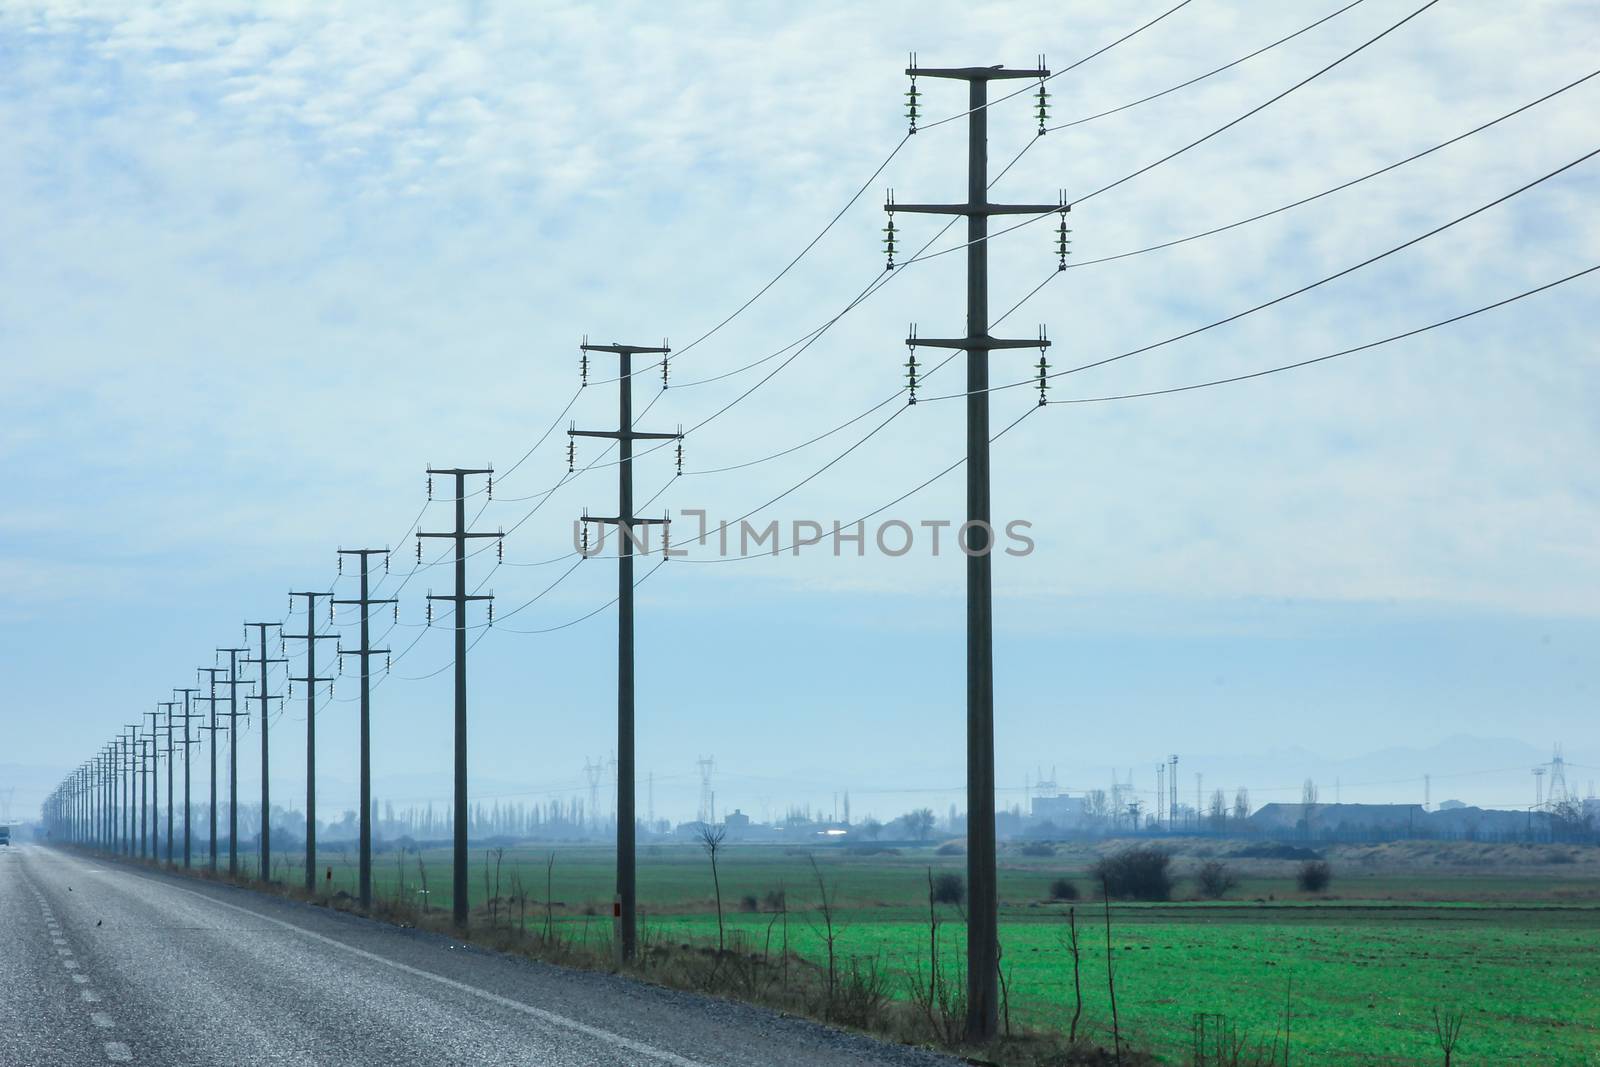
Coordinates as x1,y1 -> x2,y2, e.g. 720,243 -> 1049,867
2,0 -> 1598,824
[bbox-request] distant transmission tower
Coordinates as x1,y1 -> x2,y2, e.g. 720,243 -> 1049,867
697,756 -> 715,824
1533,766 -> 1547,810
1548,744 -> 1570,805
584,759 -> 604,831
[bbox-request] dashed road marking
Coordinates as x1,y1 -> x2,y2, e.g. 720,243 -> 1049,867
82,989 -> 102,1003
63,959 -> 79,969
72,974 -> 90,984
104,1040 -> 133,1062
90,1012 -> 116,1029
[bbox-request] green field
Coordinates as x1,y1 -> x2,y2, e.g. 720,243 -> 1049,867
302,838 -> 1600,1064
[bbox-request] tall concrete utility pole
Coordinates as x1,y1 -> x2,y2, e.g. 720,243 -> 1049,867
572,339 -> 680,962
419,469 -> 501,929
197,667 -> 230,872
121,727 -> 137,855
888,58 -> 1056,1042
142,709 -> 160,859
334,550 -> 394,911
285,590 -> 337,895
215,647 -> 252,877
157,701 -> 179,864
173,688 -> 201,869
244,623 -> 285,881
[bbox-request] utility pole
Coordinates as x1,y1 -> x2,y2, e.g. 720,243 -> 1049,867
418,469 -> 501,929
197,667 -> 230,872
244,623 -> 285,882
173,688 -> 201,868
334,550 -> 394,911
121,727 -> 136,856
158,701 -> 180,864
285,590 -> 337,895
890,58 -> 1056,1042
215,647 -> 252,877
142,709 -> 160,859
573,339 -> 680,963
1169,754 -> 1180,831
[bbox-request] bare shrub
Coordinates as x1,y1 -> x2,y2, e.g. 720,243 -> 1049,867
931,871 -> 965,905
1093,846 -> 1174,901
1049,877 -> 1080,901
1296,860 -> 1332,893
1196,860 -> 1238,900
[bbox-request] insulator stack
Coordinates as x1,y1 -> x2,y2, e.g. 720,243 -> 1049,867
487,476 -> 493,500
496,533 -> 504,564
337,554 -> 342,576
392,602 -> 398,623
661,355 -> 669,389
1035,60 -> 1050,136
416,539 -> 422,563
288,683 -> 294,698
487,602 -> 494,627
662,516 -> 671,557
1056,198 -> 1072,271
675,426 -> 685,475
385,654 -> 391,673
426,596 -> 432,625
427,475 -> 433,501
906,54 -> 921,134
580,351 -> 589,386
883,189 -> 897,270
906,324 -> 920,405
384,551 -> 390,574
567,437 -> 576,473
1036,328 -> 1050,407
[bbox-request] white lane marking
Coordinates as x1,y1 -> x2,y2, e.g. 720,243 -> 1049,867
63,959 -> 79,969
82,989 -> 102,1003
72,974 -> 90,985
90,1012 -> 116,1029
58,947 -> 74,956
53,937 -> 68,945
104,1040 -> 133,1061
161,882 -> 713,1067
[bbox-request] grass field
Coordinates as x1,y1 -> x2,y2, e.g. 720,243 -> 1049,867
295,837 -> 1600,1064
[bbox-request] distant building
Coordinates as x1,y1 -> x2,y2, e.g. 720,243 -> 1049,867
1249,803 -> 1425,835
1438,799 -> 1467,811
1030,793 -> 1087,827
724,809 -> 751,833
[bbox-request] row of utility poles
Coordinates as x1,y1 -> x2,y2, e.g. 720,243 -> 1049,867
46,56 -> 1046,1044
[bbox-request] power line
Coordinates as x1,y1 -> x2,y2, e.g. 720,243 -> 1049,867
1078,0 -> 1444,206
922,144 -> 1600,401
1045,0 -> 1371,134
1046,262 -> 1599,405
917,0 -> 1202,133
998,66 -> 1600,312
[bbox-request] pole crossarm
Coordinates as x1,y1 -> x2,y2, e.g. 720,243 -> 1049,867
581,516 -> 669,526
906,65 -> 1048,80
907,337 -> 1051,351
891,203 -> 1059,217
580,343 -> 670,355
568,429 -> 682,442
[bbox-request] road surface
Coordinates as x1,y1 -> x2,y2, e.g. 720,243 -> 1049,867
0,844 -> 959,1067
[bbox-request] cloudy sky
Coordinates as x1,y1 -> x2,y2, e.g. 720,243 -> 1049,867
3,0 -> 1598,825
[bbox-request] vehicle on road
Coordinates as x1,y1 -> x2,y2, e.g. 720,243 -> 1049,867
0,825 -> 10,846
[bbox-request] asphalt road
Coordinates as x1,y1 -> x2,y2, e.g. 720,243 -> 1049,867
0,844 -> 961,1067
